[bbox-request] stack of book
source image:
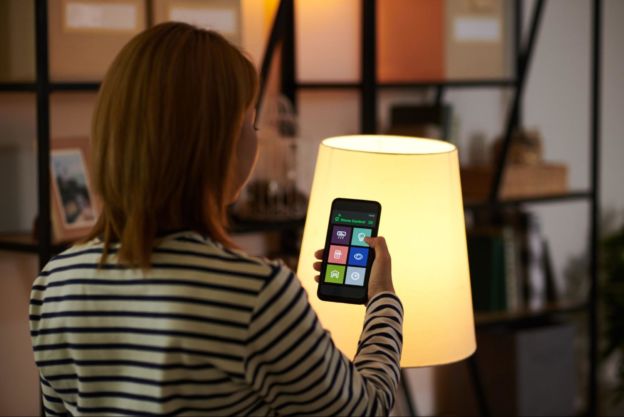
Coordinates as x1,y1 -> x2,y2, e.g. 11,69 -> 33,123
467,210 -> 557,312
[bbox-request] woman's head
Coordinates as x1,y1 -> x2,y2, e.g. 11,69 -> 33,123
89,22 -> 258,267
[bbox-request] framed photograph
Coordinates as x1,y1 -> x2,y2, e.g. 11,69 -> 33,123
153,0 -> 242,46
50,137 -> 99,242
61,0 -> 141,34
50,0 -> 146,81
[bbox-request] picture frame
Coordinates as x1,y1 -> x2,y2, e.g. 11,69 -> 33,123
50,0 -> 146,80
61,0 -> 142,34
50,137 -> 99,243
152,0 -> 242,46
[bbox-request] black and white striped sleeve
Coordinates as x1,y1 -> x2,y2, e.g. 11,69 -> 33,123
40,376 -> 69,416
244,266 -> 403,416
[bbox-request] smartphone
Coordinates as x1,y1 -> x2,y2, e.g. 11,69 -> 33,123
318,198 -> 382,304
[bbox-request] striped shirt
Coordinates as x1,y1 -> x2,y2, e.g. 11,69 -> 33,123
30,231 -> 404,416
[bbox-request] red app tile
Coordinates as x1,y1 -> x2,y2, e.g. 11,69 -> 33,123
328,245 -> 349,265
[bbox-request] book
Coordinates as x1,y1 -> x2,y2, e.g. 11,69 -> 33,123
377,0 -> 445,82
467,229 -> 506,312
526,214 -> 546,309
503,226 -> 522,311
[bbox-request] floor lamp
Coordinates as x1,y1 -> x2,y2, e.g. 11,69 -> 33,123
297,135 -> 477,416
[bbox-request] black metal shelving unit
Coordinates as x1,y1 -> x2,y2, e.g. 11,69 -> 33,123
0,0 -> 305,261
261,0 -> 601,415
0,0 -> 601,415
0,6 -> 304,415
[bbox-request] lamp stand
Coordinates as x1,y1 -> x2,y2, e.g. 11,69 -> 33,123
399,368 -> 418,416
398,358 -> 491,417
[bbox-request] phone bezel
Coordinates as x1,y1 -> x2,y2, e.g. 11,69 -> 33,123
318,197 -> 381,304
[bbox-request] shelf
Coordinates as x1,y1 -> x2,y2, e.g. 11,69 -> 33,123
50,82 -> 101,92
0,218 -> 307,255
0,233 -> 39,253
2,79 -> 516,93
230,217 -> 305,234
475,301 -> 587,328
0,232 -> 72,255
464,190 -> 592,210
295,79 -> 517,91
0,82 -> 101,93
379,79 -> 518,89
0,82 -> 37,92
296,82 -> 363,90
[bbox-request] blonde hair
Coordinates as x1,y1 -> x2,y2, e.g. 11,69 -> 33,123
87,22 -> 258,267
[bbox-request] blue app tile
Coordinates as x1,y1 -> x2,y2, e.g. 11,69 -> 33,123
345,267 -> 366,286
348,247 -> 369,267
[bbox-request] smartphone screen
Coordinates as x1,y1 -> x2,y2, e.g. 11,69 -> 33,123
318,198 -> 381,304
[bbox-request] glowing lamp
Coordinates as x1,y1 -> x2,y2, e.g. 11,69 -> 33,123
297,135 -> 476,367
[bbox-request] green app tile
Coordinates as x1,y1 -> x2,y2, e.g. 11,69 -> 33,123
351,228 -> 372,246
325,264 -> 345,284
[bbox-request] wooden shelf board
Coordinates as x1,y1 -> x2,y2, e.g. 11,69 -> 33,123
475,301 -> 587,327
464,190 -> 592,210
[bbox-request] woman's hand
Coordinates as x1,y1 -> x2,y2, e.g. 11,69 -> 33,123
312,236 -> 395,300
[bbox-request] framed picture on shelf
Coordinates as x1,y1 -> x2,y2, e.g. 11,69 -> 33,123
49,0 -> 147,81
50,137 -> 98,243
152,0 -> 242,46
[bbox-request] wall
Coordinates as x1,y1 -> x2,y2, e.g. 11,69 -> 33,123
0,253 -> 40,416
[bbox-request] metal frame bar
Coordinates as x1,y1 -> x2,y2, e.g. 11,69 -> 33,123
0,241 -> 39,253
49,82 -> 100,91
256,0 -> 289,116
464,190 -> 592,211
296,82 -> 363,90
434,86 -> 445,110
145,0 -> 153,27
589,0 -> 601,414
361,0 -> 377,134
280,0 -> 296,110
514,0 -> 523,127
399,369 -> 418,416
489,0 -> 546,202
0,83 -> 37,92
35,0 -> 51,269
468,356 -> 491,417
381,80 -> 516,89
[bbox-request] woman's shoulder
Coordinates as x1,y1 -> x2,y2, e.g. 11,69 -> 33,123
161,231 -> 286,274
35,231 -> 292,285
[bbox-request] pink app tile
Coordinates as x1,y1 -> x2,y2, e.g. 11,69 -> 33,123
328,245 -> 348,265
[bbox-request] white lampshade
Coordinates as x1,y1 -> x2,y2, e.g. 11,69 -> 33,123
297,135 -> 476,367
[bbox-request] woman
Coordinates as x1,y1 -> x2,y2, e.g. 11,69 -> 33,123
30,22 -> 403,416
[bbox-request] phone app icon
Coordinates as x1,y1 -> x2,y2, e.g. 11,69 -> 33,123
345,266 -> 366,286
325,264 -> 345,284
351,228 -> 372,247
348,247 -> 369,267
331,225 -> 352,245
328,245 -> 348,265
